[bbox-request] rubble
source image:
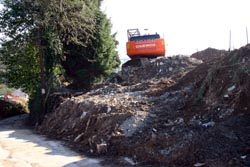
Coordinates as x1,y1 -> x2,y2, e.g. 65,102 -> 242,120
123,157 -> 137,166
38,45 -> 250,166
121,55 -> 202,84
193,162 -> 206,167
227,85 -> 236,92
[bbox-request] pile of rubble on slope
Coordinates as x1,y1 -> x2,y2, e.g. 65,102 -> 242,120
38,46 -> 250,167
188,44 -> 250,114
169,44 -> 250,167
121,55 -> 202,84
191,47 -> 229,63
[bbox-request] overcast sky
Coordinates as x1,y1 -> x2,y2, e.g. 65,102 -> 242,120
101,0 -> 250,61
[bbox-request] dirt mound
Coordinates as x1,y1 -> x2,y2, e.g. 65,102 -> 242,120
191,47 -> 229,63
38,45 -> 250,167
121,56 -> 202,84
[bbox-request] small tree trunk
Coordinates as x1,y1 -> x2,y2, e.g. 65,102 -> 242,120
38,28 -> 46,113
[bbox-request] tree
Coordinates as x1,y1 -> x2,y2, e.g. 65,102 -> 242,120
0,0 -> 120,123
0,41 -> 40,95
0,0 -> 120,90
62,8 -> 120,89
0,0 -> 98,88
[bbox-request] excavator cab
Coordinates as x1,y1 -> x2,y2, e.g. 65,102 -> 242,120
126,29 -> 166,59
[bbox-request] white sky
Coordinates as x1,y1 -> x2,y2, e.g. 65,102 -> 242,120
101,0 -> 250,61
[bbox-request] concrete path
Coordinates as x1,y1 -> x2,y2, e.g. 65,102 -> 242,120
0,115 -> 103,167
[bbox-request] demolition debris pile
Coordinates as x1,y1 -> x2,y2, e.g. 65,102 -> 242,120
121,56 -> 202,84
39,45 -> 250,167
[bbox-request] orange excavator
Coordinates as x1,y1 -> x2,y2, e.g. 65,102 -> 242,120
126,29 -> 166,59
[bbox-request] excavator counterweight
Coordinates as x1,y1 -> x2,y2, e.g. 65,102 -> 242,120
126,28 -> 166,59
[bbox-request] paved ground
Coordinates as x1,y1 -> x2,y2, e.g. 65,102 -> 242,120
0,115 -> 104,167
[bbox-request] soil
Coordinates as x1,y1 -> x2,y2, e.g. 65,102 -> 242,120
38,45 -> 250,167
190,47 -> 229,63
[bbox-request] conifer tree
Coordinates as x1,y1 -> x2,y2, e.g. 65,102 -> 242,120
0,0 -> 120,123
